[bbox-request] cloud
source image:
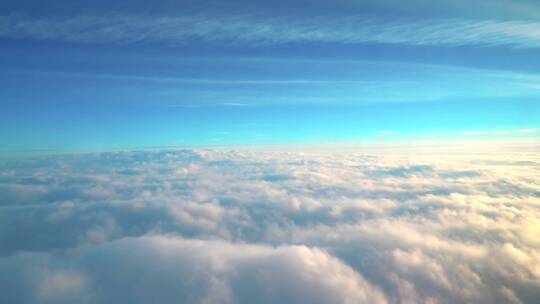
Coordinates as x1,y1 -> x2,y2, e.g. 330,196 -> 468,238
462,130 -> 511,135
518,128 -> 538,133
36,270 -> 89,303
2,14 -> 540,48
461,129 -> 540,137
0,147 -> 539,303
1,236 -> 388,304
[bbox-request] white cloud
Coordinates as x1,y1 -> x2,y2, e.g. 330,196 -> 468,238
462,131 -> 489,135
518,128 -> 538,133
2,14 -> 540,48
36,270 -> 90,303
0,147 -> 539,303
462,129 -> 539,137
462,130 -> 512,136
1,237 -> 388,304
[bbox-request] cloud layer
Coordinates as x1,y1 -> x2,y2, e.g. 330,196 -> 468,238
2,14 -> 540,48
1,148 -> 539,303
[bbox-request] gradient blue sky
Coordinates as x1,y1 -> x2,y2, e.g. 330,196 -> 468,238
1,0 -> 540,152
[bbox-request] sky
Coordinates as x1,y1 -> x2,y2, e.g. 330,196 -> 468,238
1,0 -> 540,152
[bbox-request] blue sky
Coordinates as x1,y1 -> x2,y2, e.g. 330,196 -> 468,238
1,0 -> 540,152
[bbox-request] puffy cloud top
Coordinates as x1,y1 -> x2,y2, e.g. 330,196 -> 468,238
0,148 -> 539,303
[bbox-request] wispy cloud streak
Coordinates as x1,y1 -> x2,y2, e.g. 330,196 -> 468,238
2,14 -> 540,48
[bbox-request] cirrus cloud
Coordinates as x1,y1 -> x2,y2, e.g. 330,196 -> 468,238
2,14 -> 540,48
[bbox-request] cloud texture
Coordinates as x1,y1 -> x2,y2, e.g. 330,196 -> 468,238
2,14 -> 540,48
1,148 -> 539,303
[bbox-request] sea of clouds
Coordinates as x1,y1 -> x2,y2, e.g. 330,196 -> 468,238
0,148 -> 539,303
